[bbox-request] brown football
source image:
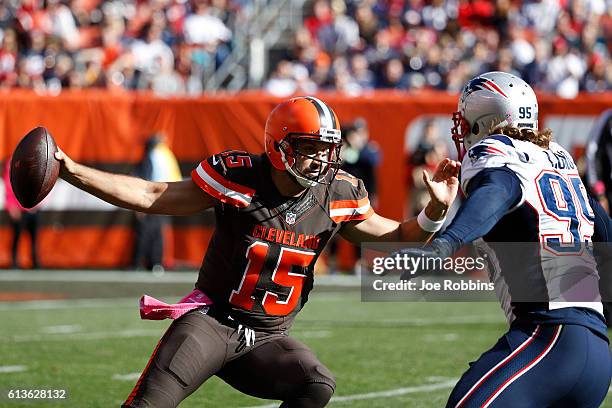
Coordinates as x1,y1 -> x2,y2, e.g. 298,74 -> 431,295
10,126 -> 60,209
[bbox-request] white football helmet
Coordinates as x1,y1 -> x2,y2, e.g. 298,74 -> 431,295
451,71 -> 538,160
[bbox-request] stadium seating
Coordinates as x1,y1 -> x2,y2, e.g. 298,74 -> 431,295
0,0 -> 608,97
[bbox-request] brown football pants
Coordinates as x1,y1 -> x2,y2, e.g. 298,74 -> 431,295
122,308 -> 335,408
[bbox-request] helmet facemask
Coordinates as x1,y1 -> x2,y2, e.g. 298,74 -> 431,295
278,134 -> 342,188
451,110 -> 470,161
451,110 -> 510,161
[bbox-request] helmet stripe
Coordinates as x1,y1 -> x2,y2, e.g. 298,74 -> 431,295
305,96 -> 337,129
484,80 -> 508,98
481,83 -> 498,95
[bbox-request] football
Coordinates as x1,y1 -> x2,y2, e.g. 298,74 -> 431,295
10,126 -> 60,209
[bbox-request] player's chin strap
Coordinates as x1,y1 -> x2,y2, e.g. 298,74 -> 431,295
277,144 -> 318,188
278,136 -> 342,188
288,166 -> 319,188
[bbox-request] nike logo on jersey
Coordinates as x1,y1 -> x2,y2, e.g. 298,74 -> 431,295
211,155 -> 221,165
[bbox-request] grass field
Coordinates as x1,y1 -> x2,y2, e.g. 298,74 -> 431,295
1,271 -> 611,408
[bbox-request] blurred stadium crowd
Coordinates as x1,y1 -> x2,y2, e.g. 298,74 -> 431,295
0,0 -> 238,94
0,0 -> 609,97
269,0 -> 611,97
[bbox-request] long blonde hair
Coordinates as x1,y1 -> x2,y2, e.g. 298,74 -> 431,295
492,126 -> 553,149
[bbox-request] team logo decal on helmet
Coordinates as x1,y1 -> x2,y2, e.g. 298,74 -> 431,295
463,77 -> 509,99
265,96 -> 342,188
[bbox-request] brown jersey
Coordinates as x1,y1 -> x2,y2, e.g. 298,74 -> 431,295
190,151 -> 373,331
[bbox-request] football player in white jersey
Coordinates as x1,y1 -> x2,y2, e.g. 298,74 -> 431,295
401,71 -> 612,407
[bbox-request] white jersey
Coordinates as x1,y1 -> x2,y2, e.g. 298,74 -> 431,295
461,134 -> 602,322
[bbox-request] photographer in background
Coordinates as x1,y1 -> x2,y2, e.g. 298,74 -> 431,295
585,108 -> 612,326
3,158 -> 40,269
340,118 -> 381,206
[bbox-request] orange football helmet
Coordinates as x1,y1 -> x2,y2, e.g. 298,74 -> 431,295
265,96 -> 342,187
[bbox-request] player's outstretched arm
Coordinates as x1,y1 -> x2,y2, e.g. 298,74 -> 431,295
340,202 -> 446,243
340,158 -> 460,243
55,149 -> 217,215
394,167 -> 524,280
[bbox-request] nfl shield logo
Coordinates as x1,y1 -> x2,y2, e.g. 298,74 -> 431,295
285,211 -> 297,225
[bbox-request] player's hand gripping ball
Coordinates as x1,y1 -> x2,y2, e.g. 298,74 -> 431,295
10,126 -> 60,208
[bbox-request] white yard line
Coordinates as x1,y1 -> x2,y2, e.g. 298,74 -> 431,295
0,365 -> 27,373
0,271 -> 360,286
376,315 -> 503,325
0,271 -> 196,283
112,373 -> 142,381
332,380 -> 457,403
0,294 -> 358,312
41,325 -> 82,334
292,330 -> 332,339
4,329 -> 164,343
423,333 -> 459,342
5,328 -> 330,343
0,297 -> 137,311
0,294 -> 358,311
0,297 -> 505,326
244,379 -> 457,408
0,297 -> 504,331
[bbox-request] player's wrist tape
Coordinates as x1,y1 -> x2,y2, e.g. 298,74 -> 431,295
417,208 -> 446,232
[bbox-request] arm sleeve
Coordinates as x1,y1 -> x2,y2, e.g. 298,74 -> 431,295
437,167 -> 523,252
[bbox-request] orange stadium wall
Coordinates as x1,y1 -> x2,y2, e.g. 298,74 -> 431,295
0,90 -> 610,268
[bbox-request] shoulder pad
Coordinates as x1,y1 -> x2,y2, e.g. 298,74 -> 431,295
191,150 -> 257,208
461,136 -> 518,195
329,170 -> 373,224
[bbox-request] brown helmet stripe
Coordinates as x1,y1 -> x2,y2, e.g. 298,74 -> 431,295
304,96 -> 337,130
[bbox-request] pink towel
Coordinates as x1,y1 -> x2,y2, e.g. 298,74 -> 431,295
139,289 -> 213,320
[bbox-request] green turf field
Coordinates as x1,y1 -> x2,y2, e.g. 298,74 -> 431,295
0,272 -> 610,407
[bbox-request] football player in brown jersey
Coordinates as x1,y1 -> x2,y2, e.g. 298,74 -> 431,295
55,96 -> 460,408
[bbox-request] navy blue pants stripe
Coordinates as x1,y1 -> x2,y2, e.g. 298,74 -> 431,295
480,325 -> 562,407
453,325 -> 540,407
447,324 -> 611,408
454,325 -> 561,407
